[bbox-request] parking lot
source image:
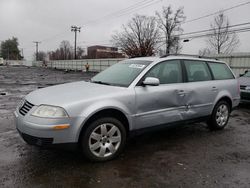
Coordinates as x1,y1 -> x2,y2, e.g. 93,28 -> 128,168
1,66 -> 250,187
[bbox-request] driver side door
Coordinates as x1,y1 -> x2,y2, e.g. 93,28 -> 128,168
134,60 -> 188,130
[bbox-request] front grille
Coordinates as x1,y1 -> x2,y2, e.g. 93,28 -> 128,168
19,101 -> 34,116
20,132 -> 53,146
240,85 -> 246,90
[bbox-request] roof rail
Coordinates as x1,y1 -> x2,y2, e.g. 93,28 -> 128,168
160,53 -> 218,60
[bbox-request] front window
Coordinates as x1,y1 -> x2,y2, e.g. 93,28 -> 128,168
144,60 -> 183,84
91,60 -> 151,87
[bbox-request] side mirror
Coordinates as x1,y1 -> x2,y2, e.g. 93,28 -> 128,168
143,77 -> 160,86
239,74 -> 244,77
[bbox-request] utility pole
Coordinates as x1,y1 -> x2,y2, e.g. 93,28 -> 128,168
71,26 -> 81,59
33,41 -> 41,61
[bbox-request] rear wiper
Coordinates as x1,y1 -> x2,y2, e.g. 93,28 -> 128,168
91,80 -> 111,85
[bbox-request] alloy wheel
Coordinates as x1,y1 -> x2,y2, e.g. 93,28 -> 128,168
88,123 -> 121,158
215,104 -> 229,127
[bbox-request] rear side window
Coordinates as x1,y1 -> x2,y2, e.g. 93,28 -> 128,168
184,60 -> 212,82
208,62 -> 234,80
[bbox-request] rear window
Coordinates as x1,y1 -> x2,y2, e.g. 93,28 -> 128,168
208,62 -> 234,80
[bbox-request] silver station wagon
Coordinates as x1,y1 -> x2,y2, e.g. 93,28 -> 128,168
15,55 -> 240,161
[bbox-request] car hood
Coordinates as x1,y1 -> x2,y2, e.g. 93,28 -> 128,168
26,81 -> 126,107
238,76 -> 250,86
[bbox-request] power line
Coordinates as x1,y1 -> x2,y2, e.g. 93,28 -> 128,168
179,21 -> 250,37
82,0 -> 153,26
157,21 -> 250,41
81,0 -> 161,27
184,1 -> 250,24
180,26 -> 250,40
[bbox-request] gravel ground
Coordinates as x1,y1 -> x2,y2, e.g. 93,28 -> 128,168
0,66 -> 250,188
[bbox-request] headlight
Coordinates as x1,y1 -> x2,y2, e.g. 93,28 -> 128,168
32,105 -> 68,118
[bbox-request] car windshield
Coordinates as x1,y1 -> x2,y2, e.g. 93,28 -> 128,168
91,60 -> 152,87
243,71 -> 250,77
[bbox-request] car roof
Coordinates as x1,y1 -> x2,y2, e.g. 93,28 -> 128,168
130,55 -> 224,64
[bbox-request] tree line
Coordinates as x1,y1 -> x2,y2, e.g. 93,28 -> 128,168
0,39 -> 85,61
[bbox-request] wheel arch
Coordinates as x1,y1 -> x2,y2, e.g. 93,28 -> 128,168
77,108 -> 130,143
214,96 -> 233,112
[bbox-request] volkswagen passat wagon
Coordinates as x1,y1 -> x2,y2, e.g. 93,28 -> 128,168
15,56 -> 240,161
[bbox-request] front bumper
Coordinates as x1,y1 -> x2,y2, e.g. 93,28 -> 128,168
18,129 -> 53,146
14,109 -> 85,145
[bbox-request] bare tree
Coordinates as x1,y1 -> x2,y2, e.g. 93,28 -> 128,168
59,40 -> 73,60
49,40 -> 74,60
155,6 -> 185,54
112,15 -> 160,57
207,13 -> 240,54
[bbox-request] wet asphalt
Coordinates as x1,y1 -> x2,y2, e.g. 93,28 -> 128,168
0,66 -> 250,188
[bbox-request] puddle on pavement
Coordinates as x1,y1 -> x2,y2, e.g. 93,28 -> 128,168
0,92 -> 8,96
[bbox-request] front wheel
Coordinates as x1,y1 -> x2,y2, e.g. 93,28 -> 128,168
81,117 -> 126,162
207,100 -> 230,131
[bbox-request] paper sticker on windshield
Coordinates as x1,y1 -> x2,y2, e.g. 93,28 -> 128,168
129,64 -> 145,69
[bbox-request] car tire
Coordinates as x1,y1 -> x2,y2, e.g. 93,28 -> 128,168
81,117 -> 126,162
207,100 -> 230,131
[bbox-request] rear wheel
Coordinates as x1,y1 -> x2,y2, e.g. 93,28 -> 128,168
81,117 -> 126,162
207,100 -> 230,131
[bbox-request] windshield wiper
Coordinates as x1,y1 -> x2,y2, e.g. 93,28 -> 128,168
91,80 -> 111,85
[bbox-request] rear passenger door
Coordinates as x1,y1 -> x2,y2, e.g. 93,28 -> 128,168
181,60 -> 217,119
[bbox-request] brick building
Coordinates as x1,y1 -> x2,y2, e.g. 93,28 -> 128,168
87,45 -> 125,59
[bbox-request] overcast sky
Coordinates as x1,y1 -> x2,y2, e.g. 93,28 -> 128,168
0,0 -> 250,60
